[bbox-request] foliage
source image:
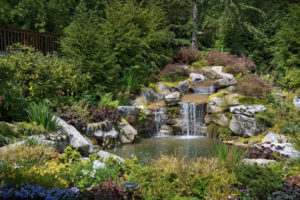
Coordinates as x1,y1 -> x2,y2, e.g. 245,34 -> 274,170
57,107 -> 88,134
15,122 -> 47,136
283,69 -> 300,90
98,93 -> 119,109
254,110 -> 276,128
237,164 -> 283,199
173,46 -> 203,64
208,90 -> 229,101
246,145 -> 289,161
0,183 -> 79,200
0,44 -> 89,103
0,122 -> 20,147
215,143 -> 245,173
158,75 -> 188,83
58,146 -> 81,164
237,75 -> 271,98
208,123 -> 232,141
159,63 -> 190,79
271,4 -> 300,82
26,102 -> 60,132
269,184 -> 300,200
89,107 -> 121,124
126,155 -> 239,200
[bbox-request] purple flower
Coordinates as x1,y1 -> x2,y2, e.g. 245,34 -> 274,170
227,195 -> 233,199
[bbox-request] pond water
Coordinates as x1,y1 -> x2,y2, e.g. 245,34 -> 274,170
108,136 -> 220,165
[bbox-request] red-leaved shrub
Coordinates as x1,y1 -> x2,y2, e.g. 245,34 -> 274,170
237,75 -> 271,98
207,51 -> 256,74
173,46 -> 203,64
90,106 -> 121,124
57,107 -> 87,133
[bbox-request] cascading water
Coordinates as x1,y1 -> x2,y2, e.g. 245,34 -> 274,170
193,86 -> 215,94
153,107 -> 166,134
181,103 -> 206,136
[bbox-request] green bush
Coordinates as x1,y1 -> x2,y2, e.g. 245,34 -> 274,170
58,145 -> 82,164
254,110 -> 276,127
98,93 -> 119,109
0,122 -> 19,146
15,122 -> 47,136
26,102 -> 60,132
237,164 -> 283,199
283,69 -> 300,90
208,123 -> 233,141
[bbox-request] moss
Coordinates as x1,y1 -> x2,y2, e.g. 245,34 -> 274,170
238,95 -> 267,105
208,123 -> 232,141
149,83 -> 160,93
238,133 -> 266,145
208,90 -> 230,101
121,117 -> 129,125
168,106 -> 180,118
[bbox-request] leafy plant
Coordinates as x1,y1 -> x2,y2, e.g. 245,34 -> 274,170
57,107 -> 88,133
26,102 -> 60,132
58,145 -> 82,164
237,75 -> 271,98
90,106 -> 121,124
173,46 -> 203,64
0,122 -> 19,146
237,164 -> 283,199
98,93 -> 119,109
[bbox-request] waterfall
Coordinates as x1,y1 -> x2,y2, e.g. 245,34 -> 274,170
193,86 -> 215,94
153,107 -> 166,134
181,103 -> 206,136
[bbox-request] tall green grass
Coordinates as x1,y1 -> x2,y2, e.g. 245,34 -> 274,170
215,143 -> 246,172
26,102 -> 60,132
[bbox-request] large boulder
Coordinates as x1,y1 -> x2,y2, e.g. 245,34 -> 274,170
189,73 -> 205,84
225,93 -> 240,106
229,114 -> 265,137
200,67 -> 222,79
294,96 -> 300,109
211,113 -> 229,126
118,122 -> 137,144
158,83 -> 172,96
214,76 -> 237,89
54,116 -> 92,155
165,92 -> 181,106
140,88 -> 164,102
207,97 -> 227,113
160,64 -> 190,76
174,80 -> 190,94
262,132 -> 287,144
118,106 -> 141,123
97,150 -> 125,163
229,105 -> 266,117
86,121 -> 120,149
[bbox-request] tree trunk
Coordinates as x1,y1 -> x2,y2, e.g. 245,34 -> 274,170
191,0 -> 198,48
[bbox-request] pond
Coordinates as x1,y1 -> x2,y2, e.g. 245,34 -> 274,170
108,136 -> 220,165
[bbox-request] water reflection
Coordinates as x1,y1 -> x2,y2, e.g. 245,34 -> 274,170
108,136 -> 219,165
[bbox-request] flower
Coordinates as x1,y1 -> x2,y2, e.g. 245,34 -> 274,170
227,195 -> 233,199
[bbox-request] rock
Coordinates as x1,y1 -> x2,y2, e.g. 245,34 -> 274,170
174,80 -> 190,94
118,106 -> 141,123
189,73 -> 205,84
294,96 -> 300,109
261,143 -> 300,159
131,96 -> 147,106
229,114 -> 265,137
200,67 -> 222,79
211,66 -> 223,73
214,77 -> 237,89
157,125 -> 173,136
243,158 -> 276,167
158,83 -> 172,96
229,105 -> 266,117
225,86 -> 236,92
97,150 -> 125,163
211,113 -> 229,126
262,132 -> 287,144
160,64 -> 190,76
140,88 -> 164,102
119,122 -> 137,144
165,92 -> 181,106
86,121 -> 119,149
218,72 -> 234,80
207,97 -> 227,113
168,118 -> 183,135
225,93 -> 240,106
54,116 -> 92,155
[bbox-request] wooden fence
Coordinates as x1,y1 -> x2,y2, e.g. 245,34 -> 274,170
0,27 -> 60,53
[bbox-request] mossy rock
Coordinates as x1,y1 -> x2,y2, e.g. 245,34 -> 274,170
208,90 -> 230,101
208,123 -> 233,141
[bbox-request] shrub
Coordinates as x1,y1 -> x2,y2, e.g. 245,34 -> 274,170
208,123 -> 233,141
0,122 -> 19,146
57,107 -> 88,133
237,75 -> 271,98
0,44 -> 89,102
126,155 -> 239,200
269,184 -> 300,200
173,46 -> 204,64
207,51 -> 235,66
98,93 -> 119,109
58,145 -> 82,164
159,63 -> 190,79
15,122 -> 48,136
237,164 -> 283,199
246,145 -> 289,161
255,110 -> 276,127
26,102 -> 61,132
90,107 -> 121,124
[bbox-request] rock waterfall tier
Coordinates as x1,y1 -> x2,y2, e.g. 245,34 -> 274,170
193,86 -> 215,94
153,107 -> 167,135
181,103 -> 207,136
